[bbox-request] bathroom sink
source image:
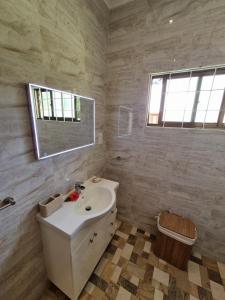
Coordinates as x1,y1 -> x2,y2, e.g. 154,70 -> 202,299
37,178 -> 119,238
75,186 -> 113,216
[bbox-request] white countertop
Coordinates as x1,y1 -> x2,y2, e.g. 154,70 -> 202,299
37,178 -> 119,239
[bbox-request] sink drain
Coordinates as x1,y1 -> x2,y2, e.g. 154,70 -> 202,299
85,206 -> 92,211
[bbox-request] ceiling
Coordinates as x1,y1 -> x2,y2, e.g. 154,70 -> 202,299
103,0 -> 134,9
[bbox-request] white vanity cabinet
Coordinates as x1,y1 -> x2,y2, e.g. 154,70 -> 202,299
39,205 -> 117,300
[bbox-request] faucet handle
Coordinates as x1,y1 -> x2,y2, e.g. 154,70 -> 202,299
74,182 -> 85,194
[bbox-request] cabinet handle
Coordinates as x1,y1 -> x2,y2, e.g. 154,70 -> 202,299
90,239 -> 94,243
94,232 -> 98,237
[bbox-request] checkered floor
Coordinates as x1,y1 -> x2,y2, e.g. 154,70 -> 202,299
42,221 -> 225,300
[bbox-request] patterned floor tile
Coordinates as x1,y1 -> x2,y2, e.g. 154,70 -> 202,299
207,268 -> 223,285
127,234 -> 137,246
153,267 -> 170,287
202,257 -> 219,273
153,288 -> 164,299
126,261 -> 146,280
193,251 -> 202,259
42,221 -> 225,300
130,252 -> 138,264
190,255 -> 203,266
116,286 -> 131,300
119,223 -> 132,235
112,248 -> 122,265
130,275 -> 139,286
131,226 -> 137,236
137,281 -> 155,299
101,261 -> 116,282
199,265 -> 210,291
84,282 -> 95,295
121,243 -> 134,260
133,238 -> 145,256
94,257 -> 108,276
166,281 -> 190,300
118,256 -> 129,269
143,241 -> 151,254
152,278 -> 169,296
197,286 -> 213,300
105,282 -> 120,300
118,275 -> 138,295
111,265 -> 122,283
218,262 -> 225,287
91,285 -> 108,300
137,228 -> 145,234
116,230 -> 129,240
112,236 -> 127,249
188,261 -> 202,287
218,262 -> 225,279
210,280 -> 225,300
89,273 -> 108,292
189,296 -> 199,300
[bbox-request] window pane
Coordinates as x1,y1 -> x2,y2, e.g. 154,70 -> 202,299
201,73 -> 225,91
201,75 -> 214,91
212,74 -> 225,90
195,81 -> 224,123
148,78 -> 162,124
62,93 -> 73,118
163,76 -> 198,122
76,96 -> 81,121
168,76 -> 197,92
183,109 -> 193,122
42,91 -> 52,117
34,89 -> 42,118
53,91 -> 63,118
163,92 -> 196,122
205,90 -> 223,123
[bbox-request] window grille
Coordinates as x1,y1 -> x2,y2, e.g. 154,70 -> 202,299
33,88 -> 81,122
147,65 -> 225,128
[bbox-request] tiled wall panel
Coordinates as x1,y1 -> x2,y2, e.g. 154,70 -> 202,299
105,0 -> 225,263
0,1 -> 109,299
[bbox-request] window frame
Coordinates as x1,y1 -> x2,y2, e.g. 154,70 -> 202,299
147,66 -> 225,129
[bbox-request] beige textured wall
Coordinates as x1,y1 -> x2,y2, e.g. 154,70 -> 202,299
105,0 -> 225,262
0,0 -> 108,299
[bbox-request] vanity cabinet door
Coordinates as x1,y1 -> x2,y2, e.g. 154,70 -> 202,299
108,208 -> 117,235
71,208 -> 117,299
71,227 -> 104,299
97,209 -> 117,247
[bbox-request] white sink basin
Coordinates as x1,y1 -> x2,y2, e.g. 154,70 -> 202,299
37,178 -> 119,238
75,186 -> 113,216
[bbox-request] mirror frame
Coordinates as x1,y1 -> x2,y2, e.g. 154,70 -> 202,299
27,83 -> 95,160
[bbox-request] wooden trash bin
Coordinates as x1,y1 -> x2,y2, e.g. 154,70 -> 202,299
152,211 -> 197,270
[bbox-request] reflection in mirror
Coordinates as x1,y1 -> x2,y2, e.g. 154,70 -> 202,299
27,84 -> 95,160
118,106 -> 133,137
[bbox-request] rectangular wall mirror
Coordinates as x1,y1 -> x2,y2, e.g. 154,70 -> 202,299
27,83 -> 95,160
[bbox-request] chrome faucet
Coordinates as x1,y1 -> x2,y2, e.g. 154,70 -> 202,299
75,182 -> 85,194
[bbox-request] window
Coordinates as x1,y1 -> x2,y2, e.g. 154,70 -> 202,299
147,66 -> 225,128
33,88 -> 81,122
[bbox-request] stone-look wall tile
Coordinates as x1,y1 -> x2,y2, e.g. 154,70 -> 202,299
104,0 -> 225,262
0,0 -> 109,299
